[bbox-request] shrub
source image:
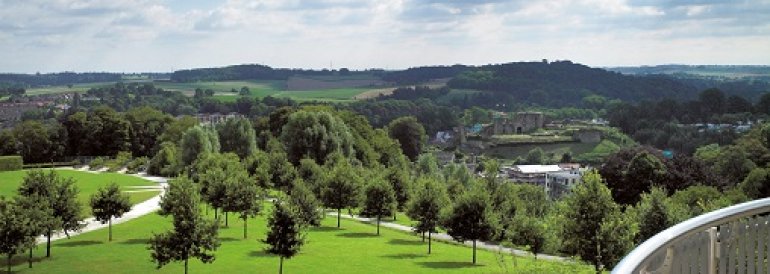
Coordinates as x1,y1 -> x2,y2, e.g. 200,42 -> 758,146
107,151 -> 133,172
89,157 -> 106,170
0,155 -> 23,171
126,157 -> 149,174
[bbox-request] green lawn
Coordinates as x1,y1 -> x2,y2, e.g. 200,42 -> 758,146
0,204 -> 594,273
0,169 -> 160,214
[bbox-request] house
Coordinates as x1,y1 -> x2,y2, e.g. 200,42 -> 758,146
507,164 -> 590,199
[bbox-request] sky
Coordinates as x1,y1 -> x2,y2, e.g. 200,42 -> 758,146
0,0 -> 769,73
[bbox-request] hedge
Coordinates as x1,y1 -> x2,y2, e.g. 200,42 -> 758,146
0,156 -> 23,171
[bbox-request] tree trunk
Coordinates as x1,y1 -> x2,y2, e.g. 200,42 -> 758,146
376,214 -> 380,235
428,231 -> 432,254
214,208 -> 218,222
109,218 -> 113,241
185,258 -> 188,274
28,246 -> 33,268
393,211 -> 397,221
421,231 -> 425,242
46,230 -> 51,258
243,218 -> 248,239
8,253 -> 11,273
279,256 -> 284,274
225,212 -> 229,227
337,208 -> 341,228
472,240 -> 477,265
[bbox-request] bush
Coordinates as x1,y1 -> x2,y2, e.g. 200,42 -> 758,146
0,156 -> 23,171
126,157 -> 149,174
89,157 -> 106,170
107,151 -> 133,172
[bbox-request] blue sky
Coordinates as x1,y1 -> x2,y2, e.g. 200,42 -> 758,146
0,0 -> 768,73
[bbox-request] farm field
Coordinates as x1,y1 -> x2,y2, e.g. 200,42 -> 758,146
0,202 -> 594,274
24,82 -> 120,95
0,169 -> 160,214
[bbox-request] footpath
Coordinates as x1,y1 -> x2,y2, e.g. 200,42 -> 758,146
38,167 -> 167,244
326,211 -> 570,262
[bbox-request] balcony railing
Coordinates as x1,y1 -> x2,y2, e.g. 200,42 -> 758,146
612,197 -> 770,274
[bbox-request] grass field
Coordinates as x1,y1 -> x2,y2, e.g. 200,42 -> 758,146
0,169 -> 160,214
0,203 -> 594,274
483,142 -> 599,160
24,82 -> 119,96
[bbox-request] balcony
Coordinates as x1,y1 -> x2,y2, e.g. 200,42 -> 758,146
613,197 -> 770,274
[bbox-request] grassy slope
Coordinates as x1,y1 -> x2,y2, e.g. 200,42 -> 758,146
1,204 -> 593,274
0,170 -> 160,213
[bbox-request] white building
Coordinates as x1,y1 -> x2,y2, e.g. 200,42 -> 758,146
507,164 -> 590,199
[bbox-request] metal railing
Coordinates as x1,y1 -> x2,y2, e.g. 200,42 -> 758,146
613,197 -> 770,274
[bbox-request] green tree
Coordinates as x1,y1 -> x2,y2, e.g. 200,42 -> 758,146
526,147 -> 546,164
245,149 -> 272,189
223,170 -> 261,239
85,106 -> 131,156
150,176 -> 220,274
619,151 -> 667,205
17,170 -> 84,258
89,183 -> 132,241
387,116 -> 426,162
14,194 -> 53,269
361,178 -> 396,235
321,157 -> 362,228
442,187 -> 498,264
714,146 -> 756,187
280,111 -> 354,165
125,106 -> 173,157
158,116 -> 199,145
218,117 -> 257,159
406,177 -> 449,254
288,179 -> 322,227
180,126 -> 220,167
386,165 -> 411,216
741,168 -> 770,199
0,198 -> 28,273
297,158 -> 325,199
195,153 -> 243,225
148,142 -> 181,177
12,120 -> 60,163
510,214 -> 546,258
263,199 -> 305,274
562,171 -> 636,272
634,187 -> 674,243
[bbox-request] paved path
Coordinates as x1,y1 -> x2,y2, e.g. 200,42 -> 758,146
38,168 -> 167,244
326,211 -> 570,262
38,167 -> 570,263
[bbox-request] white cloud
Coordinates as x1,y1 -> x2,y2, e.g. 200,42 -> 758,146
0,0 -> 768,72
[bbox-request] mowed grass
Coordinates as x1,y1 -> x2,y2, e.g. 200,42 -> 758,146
0,169 -> 160,214
0,204 -> 594,274
155,80 -> 285,97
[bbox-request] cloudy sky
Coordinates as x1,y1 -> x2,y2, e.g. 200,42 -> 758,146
0,0 -> 769,73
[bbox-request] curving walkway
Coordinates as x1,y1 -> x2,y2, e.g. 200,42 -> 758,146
37,167 -> 167,244
326,211 -> 571,262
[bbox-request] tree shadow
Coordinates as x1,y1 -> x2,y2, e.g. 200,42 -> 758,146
337,232 -> 376,238
57,240 -> 102,247
219,237 -> 240,242
381,253 -> 427,260
120,238 -> 148,245
417,261 -> 481,269
310,226 -> 339,232
388,239 -> 423,246
0,254 -> 46,269
249,250 -> 275,258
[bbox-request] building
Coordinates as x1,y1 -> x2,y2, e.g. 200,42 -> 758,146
507,164 -> 590,199
481,112 -> 545,136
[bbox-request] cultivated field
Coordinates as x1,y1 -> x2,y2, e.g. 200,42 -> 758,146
0,202 -> 594,274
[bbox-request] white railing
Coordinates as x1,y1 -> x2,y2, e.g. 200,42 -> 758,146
612,197 -> 770,274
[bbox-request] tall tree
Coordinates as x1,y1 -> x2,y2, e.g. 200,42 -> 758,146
223,170 -> 261,239
741,168 -> 770,199
17,170 -> 83,258
361,177 -> 396,236
619,151 -> 667,205
280,111 -> 354,165
218,117 -> 257,159
150,176 -> 220,274
406,177 -> 449,254
89,183 -> 132,241
263,199 -> 305,274
634,187 -> 674,243
442,186 -> 498,264
321,156 -> 362,228
14,194 -> 54,269
288,179 -> 322,227
180,126 -> 220,168
387,116 -> 426,162
0,198 -> 28,273
562,171 -> 636,273
85,106 -> 131,156
125,106 -> 173,157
